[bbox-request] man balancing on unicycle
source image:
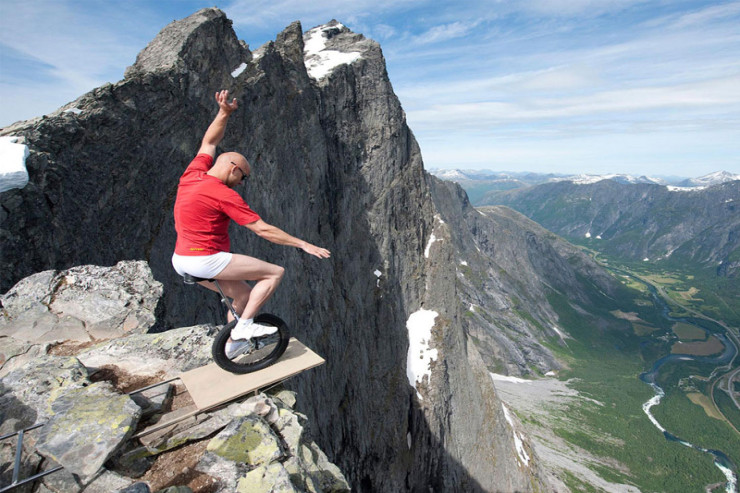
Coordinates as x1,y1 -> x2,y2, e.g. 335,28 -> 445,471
172,89 -> 331,360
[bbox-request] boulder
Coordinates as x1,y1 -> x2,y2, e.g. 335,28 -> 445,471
0,337 -> 48,378
78,325 -> 215,379
0,261 -> 162,345
273,404 -> 350,492
34,382 -> 142,478
39,465 -> 134,493
237,463 -> 297,493
0,356 -> 90,435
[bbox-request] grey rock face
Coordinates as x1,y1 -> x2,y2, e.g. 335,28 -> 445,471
124,8 -> 247,81
206,415 -> 285,466
195,393 -> 350,493
77,324 -> 216,379
428,177 -> 627,376
1,8 -> 546,491
0,356 -> 89,434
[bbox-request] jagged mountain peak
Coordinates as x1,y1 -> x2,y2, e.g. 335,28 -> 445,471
124,8 -> 246,79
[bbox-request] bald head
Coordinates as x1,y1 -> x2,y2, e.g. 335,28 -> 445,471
215,152 -> 249,172
208,152 -> 251,188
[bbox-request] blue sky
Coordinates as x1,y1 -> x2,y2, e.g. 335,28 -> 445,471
1,0 -> 739,177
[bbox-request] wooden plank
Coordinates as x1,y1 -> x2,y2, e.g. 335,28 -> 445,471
135,404 -> 199,442
180,338 -> 324,411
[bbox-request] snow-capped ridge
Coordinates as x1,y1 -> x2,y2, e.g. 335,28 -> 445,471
678,171 -> 740,188
432,168 -> 740,190
550,174 -> 665,186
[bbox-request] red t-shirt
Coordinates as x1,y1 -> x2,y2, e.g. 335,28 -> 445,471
174,154 -> 261,255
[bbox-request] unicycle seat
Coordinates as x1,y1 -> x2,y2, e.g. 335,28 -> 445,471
181,273 -> 215,285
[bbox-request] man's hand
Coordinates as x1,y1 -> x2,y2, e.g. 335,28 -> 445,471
198,90 -> 238,156
215,90 -> 238,115
301,242 -> 331,259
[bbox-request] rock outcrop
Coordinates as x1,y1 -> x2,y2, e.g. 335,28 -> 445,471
0,261 -> 163,378
1,8 -> 548,491
0,261 -> 349,492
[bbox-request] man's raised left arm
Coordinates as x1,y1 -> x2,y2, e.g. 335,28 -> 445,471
197,90 -> 238,158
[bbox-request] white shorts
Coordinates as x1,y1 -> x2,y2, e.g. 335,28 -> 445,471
172,252 -> 233,279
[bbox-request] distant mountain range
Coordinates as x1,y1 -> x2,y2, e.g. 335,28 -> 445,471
474,178 -> 740,277
429,169 -> 740,204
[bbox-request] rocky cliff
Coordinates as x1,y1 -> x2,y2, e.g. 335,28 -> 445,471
426,178 -> 632,377
1,9 -> 545,491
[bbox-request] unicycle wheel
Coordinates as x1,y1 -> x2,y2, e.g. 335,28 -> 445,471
212,314 -> 290,374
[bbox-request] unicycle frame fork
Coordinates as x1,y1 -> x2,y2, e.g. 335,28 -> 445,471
210,279 -> 240,322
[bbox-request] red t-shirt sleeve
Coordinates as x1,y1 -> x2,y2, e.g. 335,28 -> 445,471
220,188 -> 261,225
181,154 -> 213,178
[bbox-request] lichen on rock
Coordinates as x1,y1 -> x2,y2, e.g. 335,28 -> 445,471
207,414 -> 285,466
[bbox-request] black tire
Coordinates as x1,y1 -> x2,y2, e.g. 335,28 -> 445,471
211,314 -> 290,374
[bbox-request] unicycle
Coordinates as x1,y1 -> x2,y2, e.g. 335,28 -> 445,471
181,273 -> 290,374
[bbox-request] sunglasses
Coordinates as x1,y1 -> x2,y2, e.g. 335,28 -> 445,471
231,161 -> 248,181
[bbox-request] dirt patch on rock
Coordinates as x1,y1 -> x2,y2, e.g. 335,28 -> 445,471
89,364 -> 166,394
139,440 -> 219,492
47,339 -> 101,356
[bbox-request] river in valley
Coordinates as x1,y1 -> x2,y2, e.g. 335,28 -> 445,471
634,277 -> 738,492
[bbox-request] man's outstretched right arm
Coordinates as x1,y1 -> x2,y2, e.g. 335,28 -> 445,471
198,90 -> 239,158
246,220 -> 331,259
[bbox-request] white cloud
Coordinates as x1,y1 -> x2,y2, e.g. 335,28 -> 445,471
407,20 -> 482,45
666,1 -> 740,29
415,125 -> 740,176
1,0 -> 738,175
518,0 -> 650,17
369,23 -> 398,40
405,73 -> 740,133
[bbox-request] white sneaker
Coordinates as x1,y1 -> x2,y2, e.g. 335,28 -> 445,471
225,339 -> 253,359
231,320 -> 278,340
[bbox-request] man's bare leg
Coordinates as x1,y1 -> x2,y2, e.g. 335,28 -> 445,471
197,279 -> 252,323
215,254 -> 285,320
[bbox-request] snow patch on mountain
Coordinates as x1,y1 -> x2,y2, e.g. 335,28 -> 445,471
304,23 -> 362,80
0,136 -> 29,193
